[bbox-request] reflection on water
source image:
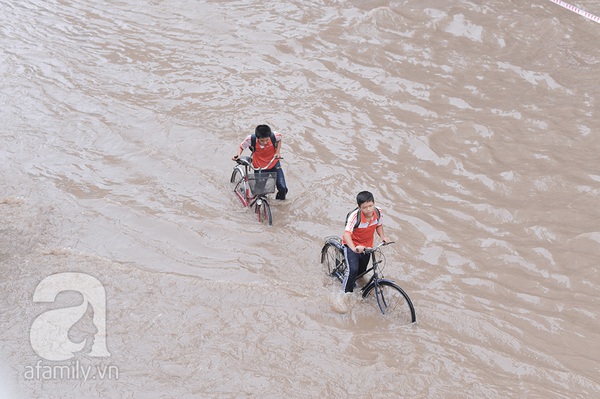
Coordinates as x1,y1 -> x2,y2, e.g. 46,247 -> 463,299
1,0 -> 599,397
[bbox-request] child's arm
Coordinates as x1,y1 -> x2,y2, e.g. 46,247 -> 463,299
376,225 -> 390,243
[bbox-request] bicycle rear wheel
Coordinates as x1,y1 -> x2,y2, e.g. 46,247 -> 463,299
320,242 -> 346,282
255,199 -> 272,225
363,280 -> 416,323
230,167 -> 248,206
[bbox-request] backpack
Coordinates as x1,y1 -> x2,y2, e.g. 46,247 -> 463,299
250,132 -> 277,152
345,207 -> 381,230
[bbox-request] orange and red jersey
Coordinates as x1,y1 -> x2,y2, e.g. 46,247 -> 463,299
239,132 -> 282,169
342,207 -> 383,247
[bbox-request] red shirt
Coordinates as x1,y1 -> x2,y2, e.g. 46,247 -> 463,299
342,207 -> 383,247
239,132 -> 282,169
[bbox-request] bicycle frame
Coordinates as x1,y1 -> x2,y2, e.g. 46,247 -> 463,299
232,156 -> 278,207
232,164 -> 261,208
231,156 -> 281,225
357,245 -> 394,296
320,238 -> 416,321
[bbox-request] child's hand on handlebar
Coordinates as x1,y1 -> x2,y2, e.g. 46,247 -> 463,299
232,154 -> 240,160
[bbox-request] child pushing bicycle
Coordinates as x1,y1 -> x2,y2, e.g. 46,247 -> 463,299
231,124 -> 288,200
342,191 -> 390,293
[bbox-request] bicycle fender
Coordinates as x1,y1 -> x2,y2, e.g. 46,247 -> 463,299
234,165 -> 246,177
320,237 -> 343,263
324,236 -> 343,250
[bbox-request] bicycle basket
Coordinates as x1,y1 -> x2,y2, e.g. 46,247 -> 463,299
248,172 -> 277,196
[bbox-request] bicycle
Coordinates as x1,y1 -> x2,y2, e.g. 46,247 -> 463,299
230,156 -> 281,226
320,237 -> 416,323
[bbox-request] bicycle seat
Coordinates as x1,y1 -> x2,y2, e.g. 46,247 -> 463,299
236,156 -> 252,166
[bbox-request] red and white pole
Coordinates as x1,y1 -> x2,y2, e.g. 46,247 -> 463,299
547,0 -> 600,24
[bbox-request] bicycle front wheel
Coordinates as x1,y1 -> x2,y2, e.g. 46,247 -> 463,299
363,280 -> 416,323
320,242 -> 346,282
255,199 -> 272,225
230,167 -> 248,206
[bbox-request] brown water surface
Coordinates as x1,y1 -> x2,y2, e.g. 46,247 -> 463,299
1,0 -> 599,398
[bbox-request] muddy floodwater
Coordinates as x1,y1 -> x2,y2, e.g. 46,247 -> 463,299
1,0 -> 599,398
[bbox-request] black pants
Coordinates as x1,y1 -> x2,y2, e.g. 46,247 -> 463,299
342,245 -> 371,293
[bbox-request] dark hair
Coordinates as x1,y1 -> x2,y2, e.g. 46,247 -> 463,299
356,191 -> 375,206
255,125 -> 272,139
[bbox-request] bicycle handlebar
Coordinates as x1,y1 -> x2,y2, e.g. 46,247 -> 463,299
363,241 -> 395,255
233,156 -> 283,171
256,156 -> 283,171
